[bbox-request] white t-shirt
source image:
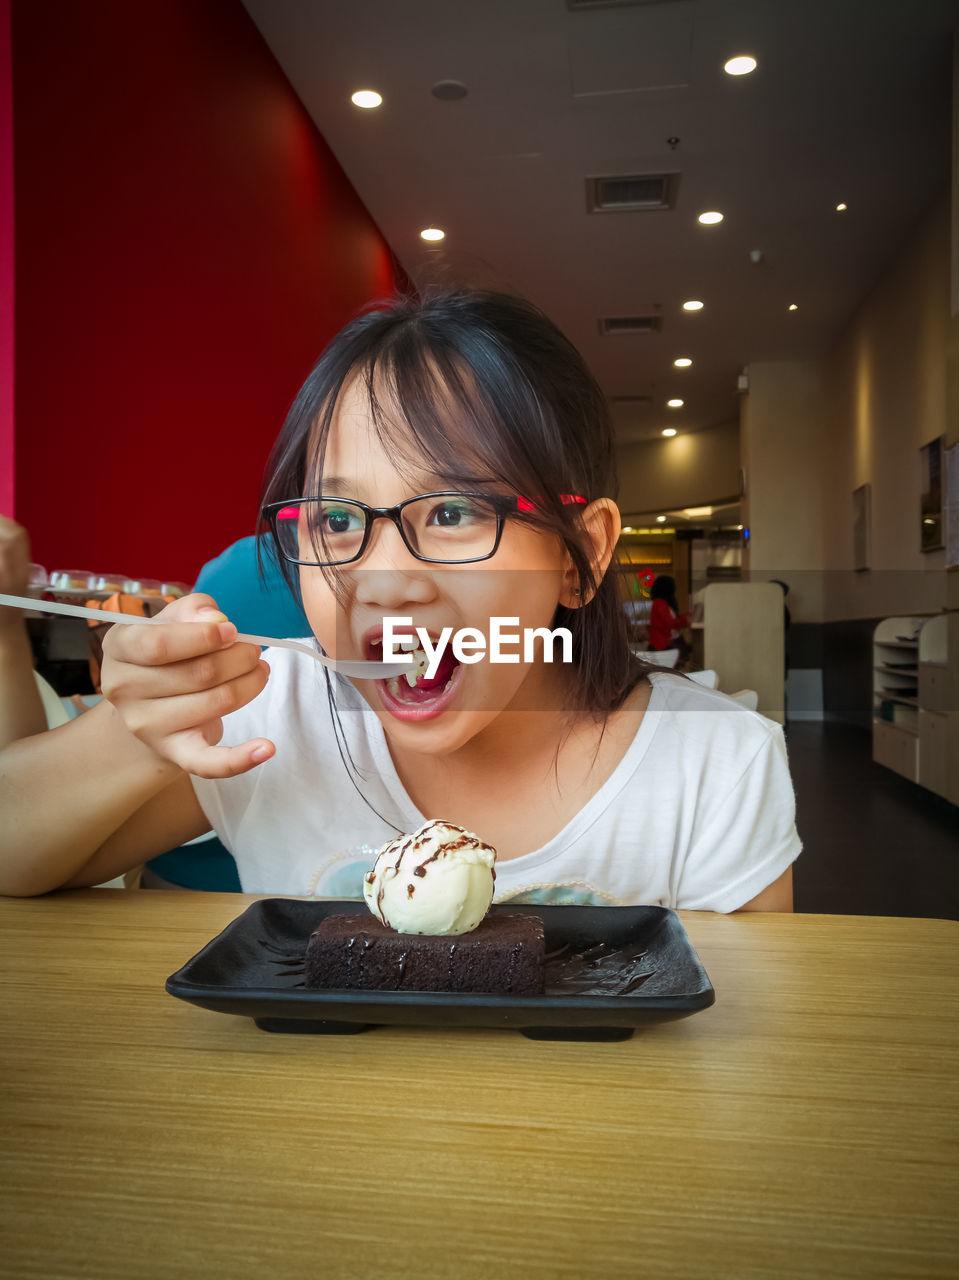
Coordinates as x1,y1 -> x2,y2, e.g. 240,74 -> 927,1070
192,651 -> 801,912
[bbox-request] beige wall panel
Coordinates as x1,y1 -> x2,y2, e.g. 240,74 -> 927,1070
703,582 -> 785,723
821,193 -> 951,619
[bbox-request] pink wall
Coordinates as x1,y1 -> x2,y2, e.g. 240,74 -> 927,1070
11,0 -> 400,581
0,0 -> 12,517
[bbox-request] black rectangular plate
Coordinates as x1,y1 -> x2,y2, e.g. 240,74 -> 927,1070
166,901 -> 715,1041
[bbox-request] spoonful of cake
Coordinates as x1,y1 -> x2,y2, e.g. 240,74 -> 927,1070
0,593 -> 407,680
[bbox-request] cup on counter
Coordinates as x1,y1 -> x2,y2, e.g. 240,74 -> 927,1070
91,574 -> 130,594
48,570 -> 97,593
122,577 -> 164,597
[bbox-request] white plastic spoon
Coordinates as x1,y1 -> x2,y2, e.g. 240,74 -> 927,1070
0,593 -> 407,680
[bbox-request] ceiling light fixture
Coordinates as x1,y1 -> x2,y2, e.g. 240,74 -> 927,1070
662,428 -> 677,437
682,300 -> 704,312
351,90 -> 383,109
622,526 -> 634,534
836,202 -> 848,212
674,357 -> 692,368
788,303 -> 798,311
667,399 -> 684,408
657,515 -> 667,523
420,227 -> 445,242
698,211 -> 723,225
724,55 -> 757,76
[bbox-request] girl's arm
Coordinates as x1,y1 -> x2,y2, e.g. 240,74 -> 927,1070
733,865 -> 793,912
0,516 -> 47,745
0,594 -> 273,897
0,703 -> 206,895
0,619 -> 47,746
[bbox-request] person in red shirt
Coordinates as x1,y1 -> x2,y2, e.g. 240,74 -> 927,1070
648,575 -> 690,663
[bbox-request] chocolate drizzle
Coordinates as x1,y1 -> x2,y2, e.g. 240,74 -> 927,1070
544,941 -> 655,997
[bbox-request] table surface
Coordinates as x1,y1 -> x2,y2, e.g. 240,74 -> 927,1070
1,892 -> 956,1280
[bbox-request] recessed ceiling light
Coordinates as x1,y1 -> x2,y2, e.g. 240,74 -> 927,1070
662,428 -> 677,437
698,211 -> 724,225
667,399 -> 684,408
682,300 -> 704,312
622,526 -> 634,534
674,357 -> 692,368
351,90 -> 383,109
420,227 -> 445,242
836,202 -> 848,212
657,515 -> 667,523
724,55 -> 757,76
788,303 -> 798,312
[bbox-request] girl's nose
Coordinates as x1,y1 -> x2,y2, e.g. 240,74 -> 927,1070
351,518 -> 434,608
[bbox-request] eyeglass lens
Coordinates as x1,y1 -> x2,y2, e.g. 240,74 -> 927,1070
273,496 -> 501,565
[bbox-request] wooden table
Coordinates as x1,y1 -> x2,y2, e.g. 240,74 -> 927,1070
1,892 -> 956,1280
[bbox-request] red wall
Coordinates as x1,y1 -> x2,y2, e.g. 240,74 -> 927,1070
11,0 -> 400,581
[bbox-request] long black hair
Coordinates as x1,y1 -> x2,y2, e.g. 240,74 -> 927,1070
259,288 -> 662,716
650,575 -> 679,613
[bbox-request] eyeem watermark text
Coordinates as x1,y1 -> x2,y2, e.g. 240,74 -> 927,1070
383,616 -> 573,680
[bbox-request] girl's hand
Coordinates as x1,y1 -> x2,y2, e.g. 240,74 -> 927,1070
99,592 -> 275,779
0,515 -> 32,636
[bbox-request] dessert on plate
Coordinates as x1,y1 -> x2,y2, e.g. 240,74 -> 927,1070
304,819 -> 545,995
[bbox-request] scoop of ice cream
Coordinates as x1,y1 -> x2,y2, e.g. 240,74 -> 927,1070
362,820 -> 496,936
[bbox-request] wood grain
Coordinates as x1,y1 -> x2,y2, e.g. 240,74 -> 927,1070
1,891 -> 956,1279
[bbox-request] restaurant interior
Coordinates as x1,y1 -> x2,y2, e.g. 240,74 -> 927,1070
4,0 -> 956,915
1,4 -> 957,1277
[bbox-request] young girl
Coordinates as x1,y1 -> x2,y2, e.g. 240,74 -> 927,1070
0,290 -> 799,910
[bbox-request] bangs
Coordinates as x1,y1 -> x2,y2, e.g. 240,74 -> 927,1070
302,326 -> 575,526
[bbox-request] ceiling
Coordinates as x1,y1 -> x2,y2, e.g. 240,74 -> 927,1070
241,0 -> 955,452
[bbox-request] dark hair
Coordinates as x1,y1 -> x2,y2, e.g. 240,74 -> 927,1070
260,288 -> 661,715
649,575 -> 679,613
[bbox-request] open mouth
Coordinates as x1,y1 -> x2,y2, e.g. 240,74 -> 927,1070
365,631 -> 464,715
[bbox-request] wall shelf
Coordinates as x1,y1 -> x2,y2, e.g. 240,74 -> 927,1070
874,615 -> 958,803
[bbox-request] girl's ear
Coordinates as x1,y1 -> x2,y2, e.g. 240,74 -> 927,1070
560,499 -> 622,607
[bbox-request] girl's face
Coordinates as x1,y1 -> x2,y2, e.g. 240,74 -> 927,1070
297,376 -> 594,758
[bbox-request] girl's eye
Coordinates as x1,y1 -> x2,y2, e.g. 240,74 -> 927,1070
318,504 -> 364,535
427,499 -> 485,528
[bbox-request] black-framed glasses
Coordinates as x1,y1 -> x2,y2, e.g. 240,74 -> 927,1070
263,492 -> 521,567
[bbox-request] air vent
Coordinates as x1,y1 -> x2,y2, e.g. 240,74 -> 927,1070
567,1 -> 676,10
599,316 -> 662,335
588,173 -> 679,213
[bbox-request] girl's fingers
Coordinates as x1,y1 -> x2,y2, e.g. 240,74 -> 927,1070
97,590 -> 276,777
119,662 -> 270,741
102,638 -> 263,702
104,616 -> 237,668
102,592 -> 236,668
166,730 -> 276,780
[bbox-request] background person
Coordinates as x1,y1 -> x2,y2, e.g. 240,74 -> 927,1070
648,575 -> 691,666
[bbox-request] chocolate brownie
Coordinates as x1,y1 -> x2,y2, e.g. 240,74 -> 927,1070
304,912 -> 545,995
